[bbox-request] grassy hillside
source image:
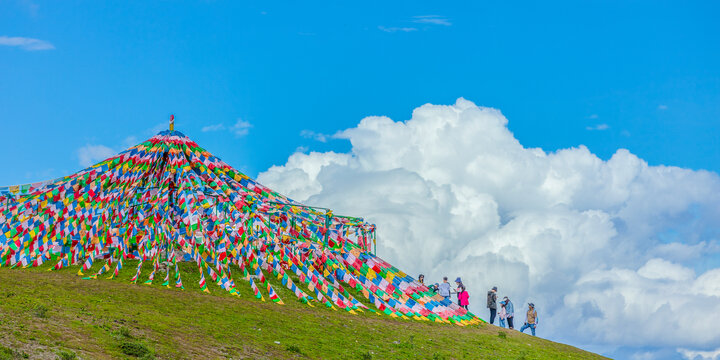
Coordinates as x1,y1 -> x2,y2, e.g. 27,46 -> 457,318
0,262 -> 607,360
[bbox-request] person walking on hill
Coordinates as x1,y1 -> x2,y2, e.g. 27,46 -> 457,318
498,300 -> 507,328
503,296 -> 515,329
418,274 -> 425,285
520,303 -> 539,336
455,277 -> 469,310
487,286 -> 498,324
438,277 -> 451,301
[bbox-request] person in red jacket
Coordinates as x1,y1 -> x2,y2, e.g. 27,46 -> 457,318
455,277 -> 469,310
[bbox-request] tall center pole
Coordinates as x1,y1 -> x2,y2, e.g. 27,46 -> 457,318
324,209 -> 332,247
169,114 -> 175,131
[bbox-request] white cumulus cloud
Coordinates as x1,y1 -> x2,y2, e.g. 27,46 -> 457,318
413,15 -> 452,26
77,144 -> 116,167
300,129 -> 331,142
378,26 -> 418,33
257,98 -> 720,359
201,120 -> 250,136
680,347 -> 720,360
231,119 -> 252,137
0,36 -> 54,51
586,123 -> 609,131
202,123 -> 225,132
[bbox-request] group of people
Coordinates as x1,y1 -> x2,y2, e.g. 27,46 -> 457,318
419,275 -> 540,336
487,286 -> 539,336
418,274 -> 470,310
420,274 -> 470,309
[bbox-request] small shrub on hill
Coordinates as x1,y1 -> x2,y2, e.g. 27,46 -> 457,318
0,344 -> 25,360
56,350 -> 77,360
33,304 -> 48,319
285,344 -> 303,354
119,341 -> 153,359
113,327 -> 132,339
0,345 -> 12,359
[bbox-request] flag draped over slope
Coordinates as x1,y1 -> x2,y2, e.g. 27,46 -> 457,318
0,130 -> 480,325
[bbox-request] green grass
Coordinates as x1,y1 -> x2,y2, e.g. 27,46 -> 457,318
0,261 -> 608,359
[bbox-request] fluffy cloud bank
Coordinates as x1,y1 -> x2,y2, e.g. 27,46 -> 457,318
257,99 -> 720,359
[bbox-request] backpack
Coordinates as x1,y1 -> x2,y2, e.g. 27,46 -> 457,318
487,291 -> 496,308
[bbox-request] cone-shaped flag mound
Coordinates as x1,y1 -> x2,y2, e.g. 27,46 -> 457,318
0,130 -> 481,325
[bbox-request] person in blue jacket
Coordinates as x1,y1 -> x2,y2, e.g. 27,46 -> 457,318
437,276 -> 451,300
502,296 -> 515,329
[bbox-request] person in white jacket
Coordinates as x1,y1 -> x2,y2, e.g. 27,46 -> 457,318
498,300 -> 508,328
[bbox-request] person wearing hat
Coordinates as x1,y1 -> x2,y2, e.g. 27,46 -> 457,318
503,296 -> 515,329
431,282 -> 440,294
454,277 -> 469,309
520,303 -> 539,336
498,300 -> 508,328
487,286 -> 498,324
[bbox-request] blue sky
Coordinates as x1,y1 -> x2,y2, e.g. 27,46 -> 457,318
2,2 -> 720,359
1,1 -> 719,186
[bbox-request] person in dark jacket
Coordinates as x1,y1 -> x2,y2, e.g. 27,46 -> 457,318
487,286 -> 498,324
